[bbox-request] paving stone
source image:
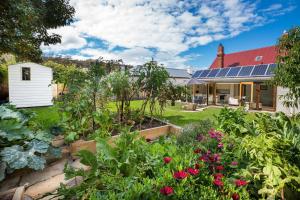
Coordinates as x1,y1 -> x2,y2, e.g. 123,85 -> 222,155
24,175 -> 82,199
20,159 -> 68,187
0,175 -> 21,192
24,174 -> 66,199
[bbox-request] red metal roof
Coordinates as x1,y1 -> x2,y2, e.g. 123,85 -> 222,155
210,46 -> 278,69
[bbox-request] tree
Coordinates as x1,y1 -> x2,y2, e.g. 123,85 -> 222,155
106,71 -> 137,124
0,0 -> 75,61
272,27 -> 300,108
137,61 -> 169,120
165,82 -> 188,106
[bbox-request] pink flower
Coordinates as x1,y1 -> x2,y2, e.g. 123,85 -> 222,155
164,157 -> 172,164
213,179 -> 224,187
187,168 -> 199,176
235,179 -> 248,187
231,161 -> 238,166
208,129 -> 223,141
160,186 -> 173,196
173,170 -> 188,180
211,153 -> 221,163
216,165 -> 224,171
232,193 -> 240,200
218,143 -> 224,148
196,134 -> 204,141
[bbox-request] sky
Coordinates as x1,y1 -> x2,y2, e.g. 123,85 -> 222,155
42,0 -> 300,70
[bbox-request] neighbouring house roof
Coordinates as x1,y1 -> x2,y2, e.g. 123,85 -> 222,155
131,66 -> 191,79
210,46 -> 278,69
166,68 -> 191,78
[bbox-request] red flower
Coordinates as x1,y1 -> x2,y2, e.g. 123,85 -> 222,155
173,170 -> 188,180
195,163 -> 201,169
164,157 -> 172,164
213,173 -> 224,180
235,179 -> 248,187
187,168 -> 199,176
160,186 -> 173,196
232,193 -> 240,200
199,155 -> 208,162
194,148 -> 201,154
216,165 -> 224,171
213,178 -> 224,187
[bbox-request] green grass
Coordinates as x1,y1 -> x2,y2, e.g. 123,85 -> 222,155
27,106 -> 60,130
108,100 -> 221,126
26,101 -> 256,129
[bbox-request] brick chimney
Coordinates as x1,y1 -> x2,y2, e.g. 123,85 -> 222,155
217,43 -> 224,68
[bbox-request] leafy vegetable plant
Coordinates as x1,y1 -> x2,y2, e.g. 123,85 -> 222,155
0,105 -> 61,181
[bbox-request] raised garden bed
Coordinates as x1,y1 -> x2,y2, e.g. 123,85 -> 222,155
0,120 -> 182,200
70,121 -> 182,156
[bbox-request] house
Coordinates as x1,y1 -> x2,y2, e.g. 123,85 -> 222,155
166,68 -> 191,85
190,44 -> 299,115
8,62 -> 53,108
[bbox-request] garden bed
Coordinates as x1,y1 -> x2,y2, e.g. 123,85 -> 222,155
70,122 -> 182,156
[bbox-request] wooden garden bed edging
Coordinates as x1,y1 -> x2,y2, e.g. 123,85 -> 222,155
70,123 -> 182,156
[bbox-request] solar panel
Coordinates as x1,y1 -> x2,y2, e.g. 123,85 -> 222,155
251,64 -> 268,76
266,63 -> 276,75
199,70 -> 210,78
238,66 -> 254,77
226,67 -> 241,77
217,68 -> 230,77
207,69 -> 220,78
192,70 -> 201,78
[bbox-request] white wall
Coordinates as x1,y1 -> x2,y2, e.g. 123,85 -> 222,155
8,62 -> 53,108
276,87 -> 300,115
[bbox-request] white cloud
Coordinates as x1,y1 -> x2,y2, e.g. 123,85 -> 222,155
42,0 -> 295,68
42,26 -> 87,53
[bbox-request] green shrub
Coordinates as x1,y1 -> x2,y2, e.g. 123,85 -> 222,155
176,119 -> 214,146
216,107 -> 248,136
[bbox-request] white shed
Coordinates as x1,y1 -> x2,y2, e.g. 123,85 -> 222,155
8,62 -> 53,108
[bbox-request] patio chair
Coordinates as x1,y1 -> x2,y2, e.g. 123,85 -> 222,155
195,96 -> 204,105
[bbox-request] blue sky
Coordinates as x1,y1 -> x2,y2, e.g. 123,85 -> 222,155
42,0 -> 299,70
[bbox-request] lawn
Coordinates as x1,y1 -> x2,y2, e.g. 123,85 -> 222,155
28,105 -> 60,130
26,101 -> 255,127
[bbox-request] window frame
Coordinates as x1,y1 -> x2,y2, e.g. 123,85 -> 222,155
22,67 -> 31,81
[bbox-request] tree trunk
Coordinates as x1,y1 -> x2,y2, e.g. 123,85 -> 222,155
171,100 -> 175,106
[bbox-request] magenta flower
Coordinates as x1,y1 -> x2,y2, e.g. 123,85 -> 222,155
235,179 -> 248,187
187,168 -> 199,176
173,170 -> 188,180
160,186 -> 173,196
213,179 -> 224,187
163,157 -> 172,164
217,143 -> 224,148
231,161 -> 238,166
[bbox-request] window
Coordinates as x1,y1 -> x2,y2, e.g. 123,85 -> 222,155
255,56 -> 263,61
22,67 -> 30,80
